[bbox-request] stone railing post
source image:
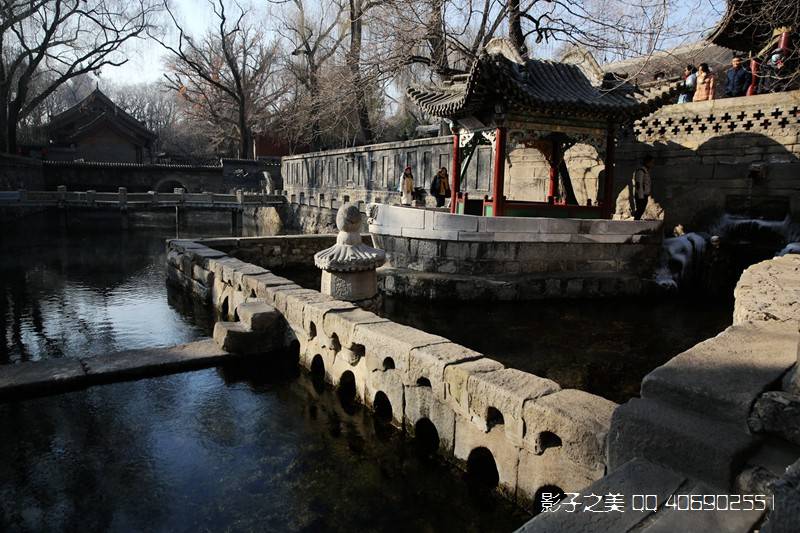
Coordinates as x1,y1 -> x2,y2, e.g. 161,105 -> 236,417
290,194 -> 297,204
319,193 -> 325,207
86,189 -> 96,206
118,187 -> 128,210
57,185 -> 66,206
236,188 -> 244,206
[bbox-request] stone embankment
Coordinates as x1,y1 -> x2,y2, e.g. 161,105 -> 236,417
166,235 -> 618,510
368,203 -> 663,300
520,254 -> 800,532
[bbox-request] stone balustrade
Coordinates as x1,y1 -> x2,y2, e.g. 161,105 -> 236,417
166,236 -> 618,510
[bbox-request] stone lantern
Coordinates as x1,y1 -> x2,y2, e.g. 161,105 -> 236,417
314,204 -> 385,309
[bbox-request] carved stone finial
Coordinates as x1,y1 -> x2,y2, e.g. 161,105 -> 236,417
314,204 -> 386,272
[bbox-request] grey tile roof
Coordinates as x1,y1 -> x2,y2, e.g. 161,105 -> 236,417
407,52 -> 680,122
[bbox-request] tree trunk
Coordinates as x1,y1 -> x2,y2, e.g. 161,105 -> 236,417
508,0 -> 528,59
308,64 -> 323,151
427,0 -> 449,75
348,0 -> 373,145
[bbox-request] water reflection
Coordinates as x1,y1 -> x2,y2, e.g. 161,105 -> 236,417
0,358 -> 529,532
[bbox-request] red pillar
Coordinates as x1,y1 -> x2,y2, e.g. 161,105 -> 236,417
603,125 -> 616,219
450,132 -> 460,214
747,58 -> 759,96
491,127 -> 506,216
548,139 -> 560,203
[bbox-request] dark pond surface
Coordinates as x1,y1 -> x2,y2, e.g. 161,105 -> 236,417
0,358 -> 529,532
1,213 -> 529,532
0,212 -> 235,364
278,267 -> 733,404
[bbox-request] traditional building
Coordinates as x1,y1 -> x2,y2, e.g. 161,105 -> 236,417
406,39 -> 677,218
46,89 -> 156,163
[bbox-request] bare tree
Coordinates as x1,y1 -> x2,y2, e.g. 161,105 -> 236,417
154,0 -> 282,158
0,0 -> 158,154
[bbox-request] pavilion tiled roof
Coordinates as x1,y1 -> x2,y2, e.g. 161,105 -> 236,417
407,51 -> 680,123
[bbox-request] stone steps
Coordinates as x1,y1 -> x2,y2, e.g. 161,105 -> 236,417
516,459 -> 765,533
212,299 -> 283,354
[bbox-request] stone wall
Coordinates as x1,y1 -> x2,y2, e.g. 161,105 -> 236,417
615,90 -> 800,229
166,236 -> 618,511
280,91 -> 800,232
282,137 -> 470,207
368,203 -> 663,300
41,161 -> 224,193
192,235 -> 339,271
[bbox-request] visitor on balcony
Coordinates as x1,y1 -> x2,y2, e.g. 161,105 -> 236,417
677,65 -> 697,104
724,56 -> 751,97
399,166 -> 415,206
693,63 -> 716,101
430,167 -> 451,208
632,155 -> 655,221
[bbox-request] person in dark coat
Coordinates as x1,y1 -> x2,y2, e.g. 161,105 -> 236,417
430,167 -> 451,207
725,56 -> 751,97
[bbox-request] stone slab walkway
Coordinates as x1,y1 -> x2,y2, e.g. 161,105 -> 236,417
0,339 -> 234,402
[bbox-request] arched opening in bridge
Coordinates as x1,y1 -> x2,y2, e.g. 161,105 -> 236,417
382,357 -> 395,371
538,431 -> 562,452
156,179 -> 188,193
233,308 -> 240,321
219,297 -> 229,320
310,354 -> 325,392
287,340 -> 300,367
416,377 -> 431,387
330,333 -> 341,352
309,321 -> 317,340
414,418 -> 439,455
373,391 -> 392,422
351,343 -> 365,359
532,485 -> 565,516
249,289 -> 256,298
486,407 -> 504,430
466,447 -> 499,488
337,370 -> 357,407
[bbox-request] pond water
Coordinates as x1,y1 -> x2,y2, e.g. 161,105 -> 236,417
0,358 -> 529,532
0,213 -> 529,532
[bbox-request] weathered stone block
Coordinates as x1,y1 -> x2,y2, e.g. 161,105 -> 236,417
608,398 -> 756,490
444,358 -> 504,418
466,368 -> 560,444
237,300 -> 280,332
322,307 -> 387,350
191,264 -> 213,287
320,270 -> 378,301
407,342 -> 483,400
748,391 -> 800,445
515,448 -> 603,509
453,416 -> 521,500
522,389 -> 616,468
404,385 -> 457,453
213,321 -> 275,354
241,272 -> 296,299
433,211 -> 479,232
641,324 -> 799,427
365,367 -> 405,426
352,320 -> 448,374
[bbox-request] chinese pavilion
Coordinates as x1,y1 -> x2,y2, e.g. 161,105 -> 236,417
407,39 -> 678,218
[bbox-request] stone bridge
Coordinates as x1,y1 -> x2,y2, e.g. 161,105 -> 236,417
167,233 -> 800,530
166,235 -> 617,510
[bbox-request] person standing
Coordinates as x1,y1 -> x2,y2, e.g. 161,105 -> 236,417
399,166 -> 415,206
678,65 -> 697,104
429,167 -> 451,207
725,56 -> 751,97
693,63 -> 716,101
632,155 -> 654,220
